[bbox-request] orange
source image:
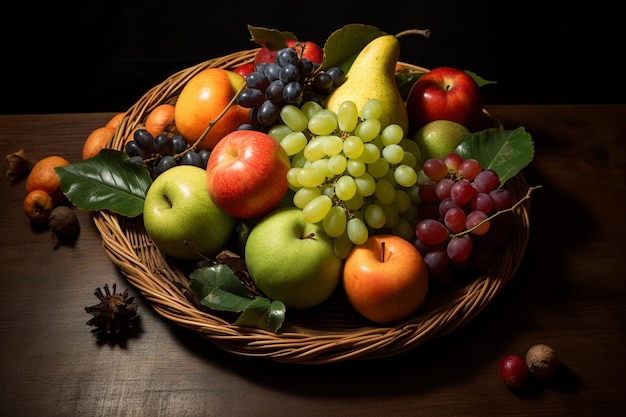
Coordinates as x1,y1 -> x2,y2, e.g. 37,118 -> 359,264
174,68 -> 250,150
23,189 -> 54,224
82,126 -> 115,160
25,155 -> 70,204
145,103 -> 176,137
105,112 -> 125,129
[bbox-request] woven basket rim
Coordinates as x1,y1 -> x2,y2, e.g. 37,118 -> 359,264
95,48 -> 531,364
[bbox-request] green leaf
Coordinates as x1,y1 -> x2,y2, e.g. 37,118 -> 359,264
322,23 -> 387,71
234,297 -> 286,332
55,149 -> 152,217
189,264 -> 253,312
247,25 -> 297,50
455,127 -> 535,186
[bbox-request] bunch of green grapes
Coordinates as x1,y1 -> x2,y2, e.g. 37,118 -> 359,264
268,98 -> 422,258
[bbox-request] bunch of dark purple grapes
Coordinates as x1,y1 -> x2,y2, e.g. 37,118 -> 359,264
125,128 -> 211,178
412,153 -> 518,286
236,46 -> 345,130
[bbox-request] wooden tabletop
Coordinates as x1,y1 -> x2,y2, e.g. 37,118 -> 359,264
1,105 -> 624,417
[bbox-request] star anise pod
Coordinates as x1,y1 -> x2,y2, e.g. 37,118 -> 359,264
85,283 -> 138,334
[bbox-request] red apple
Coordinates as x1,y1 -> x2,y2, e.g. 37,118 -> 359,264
406,66 -> 483,134
342,234 -> 429,324
233,62 -> 255,77
206,130 -> 291,219
255,39 -> 323,65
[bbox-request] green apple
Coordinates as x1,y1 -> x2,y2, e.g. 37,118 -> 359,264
413,119 -> 470,163
143,165 -> 235,261
244,207 -> 343,309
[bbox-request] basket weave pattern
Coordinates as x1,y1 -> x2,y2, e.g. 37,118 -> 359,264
94,49 -> 531,364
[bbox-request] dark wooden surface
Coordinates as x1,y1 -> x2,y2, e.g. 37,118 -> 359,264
1,105 -> 625,416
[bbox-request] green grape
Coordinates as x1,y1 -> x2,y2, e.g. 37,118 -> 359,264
343,135 -> 364,158
297,167 -> 325,187
381,124 -> 404,145
303,137 -> 326,161
347,217 -> 369,245
393,189 -> 412,212
380,202 -> 400,229
301,100 -> 323,120
322,135 -> 343,156
337,100 -> 359,132
333,232 -> 354,259
293,186 -> 321,209
399,138 -> 422,163
335,175 -> 357,201
291,150 -> 308,168
321,185 -> 334,197
268,124 -> 293,142
392,218 -> 415,241
374,178 -> 396,204
281,131 -> 308,156
308,109 -> 337,135
344,193 -> 364,211
302,194 -> 332,224
280,105 -> 309,132
361,98 -> 383,120
328,154 -> 347,175
311,158 -> 332,179
394,164 -> 418,187
364,203 -> 386,229
368,158 -> 390,178
360,143 -> 381,164
354,172 -> 376,196
406,184 -> 421,205
346,158 -> 366,177
381,144 -> 405,165
355,119 -> 381,142
322,205 -> 347,238
400,151 -> 418,169
417,169 -> 431,186
287,167 -> 303,188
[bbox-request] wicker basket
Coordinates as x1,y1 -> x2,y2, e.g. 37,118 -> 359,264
94,48 -> 531,364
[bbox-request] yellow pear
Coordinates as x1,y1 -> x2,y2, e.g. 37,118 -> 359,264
324,34 -> 409,134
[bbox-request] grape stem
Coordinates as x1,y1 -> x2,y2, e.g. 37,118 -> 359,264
183,81 -> 247,155
450,185 -> 542,238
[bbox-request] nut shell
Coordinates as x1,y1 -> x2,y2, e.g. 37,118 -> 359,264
526,343 -> 559,379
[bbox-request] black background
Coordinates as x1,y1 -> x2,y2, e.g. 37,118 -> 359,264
3,1 -> 623,114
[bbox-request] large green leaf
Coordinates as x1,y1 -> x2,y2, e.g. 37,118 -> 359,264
455,127 -> 535,186
190,263 -> 286,332
55,149 -> 152,217
247,25 -> 297,51
322,23 -> 387,71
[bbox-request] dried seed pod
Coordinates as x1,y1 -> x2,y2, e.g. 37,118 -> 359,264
49,205 -> 79,248
526,343 -> 560,379
85,283 -> 138,334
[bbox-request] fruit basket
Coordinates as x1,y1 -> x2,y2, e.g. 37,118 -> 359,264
94,48 -> 531,365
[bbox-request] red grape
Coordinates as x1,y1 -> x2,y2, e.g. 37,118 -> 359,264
498,355 -> 529,389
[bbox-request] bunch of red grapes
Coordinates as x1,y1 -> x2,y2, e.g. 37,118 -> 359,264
413,153 -> 517,284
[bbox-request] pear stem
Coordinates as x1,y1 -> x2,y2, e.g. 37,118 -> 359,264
395,29 -> 431,39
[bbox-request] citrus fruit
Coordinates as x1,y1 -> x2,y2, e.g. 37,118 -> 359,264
25,155 -> 70,204
145,103 -> 176,137
174,68 -> 249,150
82,126 -> 115,160
105,112 -> 125,129
23,189 -> 54,224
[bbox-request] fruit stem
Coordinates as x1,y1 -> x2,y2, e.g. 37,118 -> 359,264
451,185 -> 542,238
380,241 -> 386,263
187,81 -> 247,153
395,29 -> 431,39
301,232 -> 315,239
